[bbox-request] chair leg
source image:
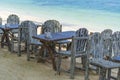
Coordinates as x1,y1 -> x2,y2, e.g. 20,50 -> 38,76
27,44 -> 30,61
81,56 -> 86,69
107,69 -> 111,80
18,41 -> 21,56
117,68 -> 120,80
85,58 -> 89,80
11,38 -> 14,53
70,57 -> 75,79
56,54 -> 62,75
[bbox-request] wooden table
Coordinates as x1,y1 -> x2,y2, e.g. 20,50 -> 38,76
33,31 -> 75,70
0,24 -> 19,51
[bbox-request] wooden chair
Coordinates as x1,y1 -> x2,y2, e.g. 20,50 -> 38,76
17,21 -> 42,61
41,20 -> 62,33
57,28 -> 89,79
0,17 -> 3,34
89,32 -> 101,73
41,20 -> 71,53
111,31 -> 120,80
85,29 -> 120,80
0,17 -> 3,42
101,29 -> 113,58
7,14 -> 20,52
7,14 -> 20,33
112,31 -> 120,58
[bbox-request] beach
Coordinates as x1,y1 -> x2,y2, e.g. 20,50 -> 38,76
0,0 -> 120,79
0,46 -> 100,80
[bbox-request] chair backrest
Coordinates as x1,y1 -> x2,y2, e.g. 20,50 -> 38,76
18,21 -> 38,44
7,14 -> 20,24
90,32 -> 102,58
112,31 -> 120,56
72,28 -> 89,55
101,29 -> 113,57
0,17 -> 3,34
41,20 -> 62,34
0,17 -> 2,25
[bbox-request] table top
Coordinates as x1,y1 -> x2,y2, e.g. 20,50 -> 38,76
112,56 -> 120,62
33,31 -> 75,41
0,24 -> 19,29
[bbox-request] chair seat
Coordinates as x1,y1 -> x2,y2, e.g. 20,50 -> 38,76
31,41 -> 42,45
112,56 -> 120,62
57,50 -> 85,57
57,40 -> 71,44
90,58 -> 120,69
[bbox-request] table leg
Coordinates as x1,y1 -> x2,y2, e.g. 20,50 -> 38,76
1,30 -> 11,51
37,45 -> 46,62
5,33 -> 11,51
37,41 -> 57,71
1,33 -> 6,48
117,68 -> 120,80
99,67 -> 106,80
47,47 -> 57,71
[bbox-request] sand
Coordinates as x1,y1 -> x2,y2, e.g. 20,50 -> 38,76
0,45 -> 101,80
0,13 -> 119,80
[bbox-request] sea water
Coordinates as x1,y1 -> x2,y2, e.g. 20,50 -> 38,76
0,0 -> 120,32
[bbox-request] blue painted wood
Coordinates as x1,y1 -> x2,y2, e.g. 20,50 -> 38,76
0,24 -> 19,29
0,24 -> 19,51
18,20 -> 41,61
113,56 -> 120,62
56,28 -> 89,79
41,20 -> 61,33
86,29 -> 120,80
7,14 -> 20,24
33,31 -> 75,41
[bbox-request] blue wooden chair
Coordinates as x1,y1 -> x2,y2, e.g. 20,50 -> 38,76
89,32 -> 101,73
7,14 -> 20,52
41,20 -> 71,55
111,31 -> 120,80
85,29 -> 120,80
0,17 -> 3,42
57,28 -> 89,79
17,20 -> 42,61
0,17 -> 3,34
7,14 -> 20,33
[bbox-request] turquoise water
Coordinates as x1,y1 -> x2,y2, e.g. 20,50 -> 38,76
0,0 -> 120,32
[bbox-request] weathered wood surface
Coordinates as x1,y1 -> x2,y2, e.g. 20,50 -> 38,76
57,28 -> 89,79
